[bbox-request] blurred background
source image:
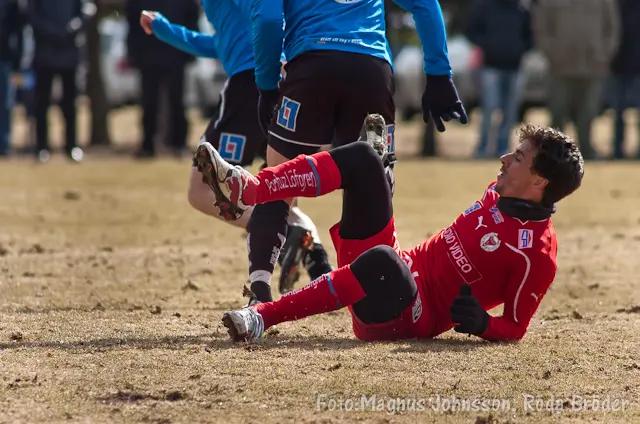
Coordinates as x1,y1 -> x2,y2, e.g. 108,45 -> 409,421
1,0 -> 638,162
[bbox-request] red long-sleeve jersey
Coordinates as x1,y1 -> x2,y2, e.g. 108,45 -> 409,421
405,182 -> 557,341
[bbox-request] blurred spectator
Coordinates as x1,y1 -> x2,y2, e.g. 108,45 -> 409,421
0,0 -> 26,157
466,0 -> 532,158
610,0 -> 640,159
125,0 -> 200,159
28,0 -> 95,163
532,0 -> 620,160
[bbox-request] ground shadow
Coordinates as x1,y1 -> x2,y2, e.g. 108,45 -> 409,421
0,334 -> 212,351
204,333 -> 487,354
0,332 -> 487,354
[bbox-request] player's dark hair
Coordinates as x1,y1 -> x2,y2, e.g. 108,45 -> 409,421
519,124 -> 584,206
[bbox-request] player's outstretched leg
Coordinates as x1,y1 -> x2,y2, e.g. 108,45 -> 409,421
222,245 -> 418,342
195,115 -> 389,211
196,114 -> 389,304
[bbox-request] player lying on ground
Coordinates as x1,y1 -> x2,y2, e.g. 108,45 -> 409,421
197,115 -> 584,342
138,4 -> 333,292
238,0 -> 468,307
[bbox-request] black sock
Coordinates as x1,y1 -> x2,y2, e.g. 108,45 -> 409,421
304,243 -> 333,280
246,201 -> 290,302
249,281 -> 273,303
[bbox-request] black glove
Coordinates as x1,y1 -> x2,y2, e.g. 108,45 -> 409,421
450,285 -> 489,336
257,89 -> 280,137
422,74 -> 468,132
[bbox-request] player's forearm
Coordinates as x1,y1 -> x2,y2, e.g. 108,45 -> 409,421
394,0 -> 451,76
478,316 -> 526,342
151,17 -> 219,59
250,0 -> 284,90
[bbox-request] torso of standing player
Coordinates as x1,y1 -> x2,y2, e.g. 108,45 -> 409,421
430,183 -> 557,311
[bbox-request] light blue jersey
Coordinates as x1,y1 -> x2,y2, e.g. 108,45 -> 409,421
251,0 -> 451,90
151,0 -> 255,77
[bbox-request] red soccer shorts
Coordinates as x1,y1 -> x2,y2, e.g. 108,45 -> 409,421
329,217 -> 432,341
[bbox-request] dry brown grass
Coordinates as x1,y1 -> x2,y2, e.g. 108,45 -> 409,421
1,107 -> 639,423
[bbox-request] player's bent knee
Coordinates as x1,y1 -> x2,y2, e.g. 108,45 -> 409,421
350,245 -> 415,296
330,141 -> 385,185
350,245 -> 418,324
341,141 -> 380,167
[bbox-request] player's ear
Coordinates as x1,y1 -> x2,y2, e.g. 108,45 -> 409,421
533,176 -> 548,190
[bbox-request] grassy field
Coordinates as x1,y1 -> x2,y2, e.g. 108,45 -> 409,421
1,107 -> 639,423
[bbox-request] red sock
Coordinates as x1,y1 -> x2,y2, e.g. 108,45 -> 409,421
253,265 -> 365,329
242,151 -> 342,205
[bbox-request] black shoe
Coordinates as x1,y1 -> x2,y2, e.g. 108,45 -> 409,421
304,243 -> 333,281
278,225 -> 314,294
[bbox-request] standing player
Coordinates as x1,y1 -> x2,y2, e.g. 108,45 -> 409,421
139,2 -> 333,292
212,0 -> 469,306
194,116 -> 584,342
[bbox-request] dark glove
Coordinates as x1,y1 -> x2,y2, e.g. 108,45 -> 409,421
422,74 -> 468,132
257,89 -> 280,137
450,285 -> 489,336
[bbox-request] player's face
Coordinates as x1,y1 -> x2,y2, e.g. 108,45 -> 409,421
495,139 -> 545,202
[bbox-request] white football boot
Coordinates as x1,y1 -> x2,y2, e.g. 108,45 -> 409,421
194,141 -> 254,221
357,113 -> 397,195
222,308 -> 265,342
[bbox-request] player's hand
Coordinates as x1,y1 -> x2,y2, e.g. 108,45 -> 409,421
450,285 -> 489,336
140,10 -> 159,35
422,74 -> 468,132
257,89 -> 280,137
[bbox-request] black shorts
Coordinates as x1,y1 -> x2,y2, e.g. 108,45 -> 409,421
268,50 -> 396,159
192,69 -> 267,168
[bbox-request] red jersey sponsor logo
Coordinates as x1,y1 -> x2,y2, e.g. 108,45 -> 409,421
442,226 -> 482,284
264,169 -> 317,194
518,229 -> 533,249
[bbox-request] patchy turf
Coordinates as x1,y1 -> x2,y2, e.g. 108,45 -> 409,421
1,109 -> 639,423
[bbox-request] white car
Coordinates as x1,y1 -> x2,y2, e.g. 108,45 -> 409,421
98,17 -> 140,108
393,34 -> 551,122
95,15 -> 227,114
393,35 -> 479,121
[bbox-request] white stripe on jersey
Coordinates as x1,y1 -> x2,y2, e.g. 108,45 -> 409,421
505,243 -> 531,324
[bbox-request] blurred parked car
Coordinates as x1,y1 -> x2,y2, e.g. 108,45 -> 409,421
98,17 -> 138,107
393,35 -> 551,122
394,35 -> 480,121
100,14 -> 226,114
36,14 -> 226,115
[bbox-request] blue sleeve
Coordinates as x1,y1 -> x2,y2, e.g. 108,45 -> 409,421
250,0 -> 284,90
151,14 -> 218,59
230,0 -> 253,23
392,0 -> 451,76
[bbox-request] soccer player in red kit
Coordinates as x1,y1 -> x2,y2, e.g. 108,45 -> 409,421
195,115 -> 584,343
